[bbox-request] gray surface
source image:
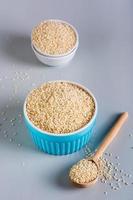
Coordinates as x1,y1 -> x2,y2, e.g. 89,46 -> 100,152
0,0 -> 133,199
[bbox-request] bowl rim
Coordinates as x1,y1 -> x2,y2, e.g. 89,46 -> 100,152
23,80 -> 98,137
31,19 -> 79,57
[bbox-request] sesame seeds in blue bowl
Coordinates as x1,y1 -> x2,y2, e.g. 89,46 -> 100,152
23,80 -> 98,155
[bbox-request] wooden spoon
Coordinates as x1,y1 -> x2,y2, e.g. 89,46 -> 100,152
69,112 -> 128,187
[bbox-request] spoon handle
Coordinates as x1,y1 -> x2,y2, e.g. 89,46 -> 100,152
93,112 -> 128,161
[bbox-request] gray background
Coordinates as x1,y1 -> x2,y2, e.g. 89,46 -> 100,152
0,0 -> 133,199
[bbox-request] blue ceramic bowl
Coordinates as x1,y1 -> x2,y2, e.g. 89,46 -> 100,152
23,81 -> 98,155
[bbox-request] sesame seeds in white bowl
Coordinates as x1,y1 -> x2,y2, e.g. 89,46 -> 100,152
31,19 -> 79,67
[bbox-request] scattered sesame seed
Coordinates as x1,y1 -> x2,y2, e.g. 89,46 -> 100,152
9,138 -> 13,142
3,130 -> 7,134
11,123 -> 15,126
117,183 -> 121,187
10,118 -> 16,122
120,169 -> 123,173
104,191 -> 107,195
116,163 -> 120,166
12,132 -> 17,136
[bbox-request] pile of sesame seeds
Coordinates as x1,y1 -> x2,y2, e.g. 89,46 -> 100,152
31,20 -> 77,55
26,82 -> 95,134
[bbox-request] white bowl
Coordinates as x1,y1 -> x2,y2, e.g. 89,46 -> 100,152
31,19 -> 79,67
32,44 -> 78,67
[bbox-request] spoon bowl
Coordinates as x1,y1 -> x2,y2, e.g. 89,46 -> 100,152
70,159 -> 99,187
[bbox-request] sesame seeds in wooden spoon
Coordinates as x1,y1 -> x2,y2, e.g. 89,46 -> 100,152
69,112 -> 128,187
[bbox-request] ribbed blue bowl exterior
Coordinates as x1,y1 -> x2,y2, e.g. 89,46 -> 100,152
24,115 -> 97,155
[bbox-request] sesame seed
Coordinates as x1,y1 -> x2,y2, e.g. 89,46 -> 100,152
116,163 -> 120,166
12,132 -> 17,136
3,130 -> 7,134
17,143 -> 22,147
120,169 -> 123,173
10,118 -> 16,122
9,138 -> 13,142
117,183 -> 121,187
11,123 -> 15,126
